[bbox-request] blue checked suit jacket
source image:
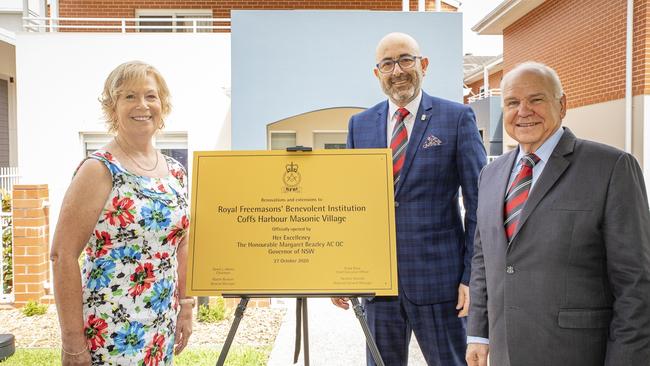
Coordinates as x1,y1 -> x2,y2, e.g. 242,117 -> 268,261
348,91 -> 486,305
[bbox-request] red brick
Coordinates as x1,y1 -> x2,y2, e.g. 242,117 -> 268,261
13,236 -> 47,246
13,217 -> 48,227
502,0 -> 650,108
14,273 -> 46,283
12,199 -> 45,209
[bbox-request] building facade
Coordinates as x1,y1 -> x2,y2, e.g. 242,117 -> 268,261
474,0 -> 649,175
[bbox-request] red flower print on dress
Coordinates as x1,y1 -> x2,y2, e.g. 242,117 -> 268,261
165,215 -> 189,246
170,169 -> 184,184
157,183 -> 167,193
84,314 -> 108,351
98,151 -> 115,162
104,196 -> 135,227
143,333 -> 166,366
86,230 -> 113,258
129,262 -> 155,297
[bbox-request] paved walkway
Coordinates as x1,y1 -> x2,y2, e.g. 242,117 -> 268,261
268,298 -> 427,365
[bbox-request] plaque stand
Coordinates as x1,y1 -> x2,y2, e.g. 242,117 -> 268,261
213,146 -> 386,365
215,295 -> 385,366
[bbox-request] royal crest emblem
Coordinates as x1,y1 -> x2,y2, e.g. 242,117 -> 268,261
282,162 -> 301,192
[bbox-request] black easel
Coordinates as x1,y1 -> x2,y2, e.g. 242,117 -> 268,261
215,295 -> 385,366
216,146 -> 385,365
293,297 -> 310,365
215,297 -> 249,366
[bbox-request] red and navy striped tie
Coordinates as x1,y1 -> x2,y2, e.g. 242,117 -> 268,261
390,107 -> 410,186
504,153 -> 540,241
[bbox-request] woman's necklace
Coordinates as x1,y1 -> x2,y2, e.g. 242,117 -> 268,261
114,136 -> 159,172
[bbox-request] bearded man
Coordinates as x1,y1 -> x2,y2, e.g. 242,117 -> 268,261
332,32 -> 486,366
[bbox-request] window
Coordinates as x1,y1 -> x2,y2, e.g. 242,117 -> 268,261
269,132 -> 296,150
313,131 -> 347,150
136,10 -> 212,33
81,132 -> 189,171
156,132 -> 188,170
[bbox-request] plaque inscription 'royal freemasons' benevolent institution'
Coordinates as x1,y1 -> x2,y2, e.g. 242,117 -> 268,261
187,149 -> 398,297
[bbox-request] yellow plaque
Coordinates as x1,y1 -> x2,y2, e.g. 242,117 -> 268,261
186,149 -> 398,296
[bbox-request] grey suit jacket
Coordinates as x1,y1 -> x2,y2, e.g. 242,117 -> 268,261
468,128 -> 650,366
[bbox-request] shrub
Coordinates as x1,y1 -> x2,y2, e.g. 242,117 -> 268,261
1,189 -> 12,294
21,300 -> 48,317
197,297 -> 227,323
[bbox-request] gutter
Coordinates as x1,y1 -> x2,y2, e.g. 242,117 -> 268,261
472,0 -> 546,35
464,56 -> 503,85
625,0 -> 633,153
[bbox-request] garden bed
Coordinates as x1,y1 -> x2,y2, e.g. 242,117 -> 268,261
0,303 -> 285,349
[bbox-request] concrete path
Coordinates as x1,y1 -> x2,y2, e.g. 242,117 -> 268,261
268,298 -> 427,365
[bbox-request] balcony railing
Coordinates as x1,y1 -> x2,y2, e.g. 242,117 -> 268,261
23,17 -> 231,33
468,88 -> 501,103
0,167 -> 19,194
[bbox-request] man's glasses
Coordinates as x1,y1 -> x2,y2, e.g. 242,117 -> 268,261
376,55 -> 422,74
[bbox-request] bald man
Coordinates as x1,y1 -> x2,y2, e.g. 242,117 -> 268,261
332,32 -> 486,366
466,62 -> 650,366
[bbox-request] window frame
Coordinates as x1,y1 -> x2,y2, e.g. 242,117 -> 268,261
268,130 -> 297,151
135,9 -> 213,33
312,130 -> 347,150
80,131 -> 188,159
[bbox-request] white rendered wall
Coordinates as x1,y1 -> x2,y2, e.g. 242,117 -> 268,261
0,13 -> 22,33
15,32 -> 231,237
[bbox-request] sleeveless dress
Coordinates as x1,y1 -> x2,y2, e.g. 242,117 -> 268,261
78,150 -> 189,366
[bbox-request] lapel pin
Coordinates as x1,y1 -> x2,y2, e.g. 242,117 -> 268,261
421,114 -> 427,121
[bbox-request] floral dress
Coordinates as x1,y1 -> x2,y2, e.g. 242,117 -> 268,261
79,150 -> 189,366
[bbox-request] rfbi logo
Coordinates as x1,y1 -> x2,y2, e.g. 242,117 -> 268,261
282,162 -> 301,192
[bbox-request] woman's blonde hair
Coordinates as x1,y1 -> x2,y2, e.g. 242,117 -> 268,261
100,61 -> 171,133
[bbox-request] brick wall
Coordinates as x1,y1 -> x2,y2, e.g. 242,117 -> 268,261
11,184 -> 50,307
58,0 -> 455,19
503,0 -> 648,109
638,0 -> 650,94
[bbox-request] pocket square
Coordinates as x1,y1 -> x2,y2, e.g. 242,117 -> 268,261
422,135 -> 443,148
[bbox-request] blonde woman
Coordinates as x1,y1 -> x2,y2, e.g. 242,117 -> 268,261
51,61 -> 193,365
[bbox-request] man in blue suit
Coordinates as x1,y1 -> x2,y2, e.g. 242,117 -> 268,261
332,32 -> 486,365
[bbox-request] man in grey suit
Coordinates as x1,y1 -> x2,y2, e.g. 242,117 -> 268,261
466,62 -> 650,366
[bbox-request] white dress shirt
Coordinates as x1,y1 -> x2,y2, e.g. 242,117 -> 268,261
467,126 -> 565,346
386,90 -> 423,147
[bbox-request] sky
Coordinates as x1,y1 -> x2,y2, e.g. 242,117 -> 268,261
459,0 -> 504,56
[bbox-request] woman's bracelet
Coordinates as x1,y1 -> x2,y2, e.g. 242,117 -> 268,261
61,343 -> 88,356
179,297 -> 195,306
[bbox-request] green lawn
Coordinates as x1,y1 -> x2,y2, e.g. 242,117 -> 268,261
0,346 -> 270,366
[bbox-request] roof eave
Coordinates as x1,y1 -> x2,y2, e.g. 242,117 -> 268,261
0,27 -> 15,45
464,57 -> 504,84
472,0 -> 546,35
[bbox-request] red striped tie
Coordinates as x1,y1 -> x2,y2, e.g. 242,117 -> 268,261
390,108 -> 410,186
504,153 -> 540,241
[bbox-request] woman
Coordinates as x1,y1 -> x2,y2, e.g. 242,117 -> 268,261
51,61 -> 193,365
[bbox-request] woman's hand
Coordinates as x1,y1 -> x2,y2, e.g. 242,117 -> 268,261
174,305 -> 193,355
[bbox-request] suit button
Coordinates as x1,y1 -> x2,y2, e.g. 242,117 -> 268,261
506,265 -> 515,274
395,201 -> 399,208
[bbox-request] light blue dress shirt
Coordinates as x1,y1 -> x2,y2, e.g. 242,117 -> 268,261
467,127 -> 564,346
